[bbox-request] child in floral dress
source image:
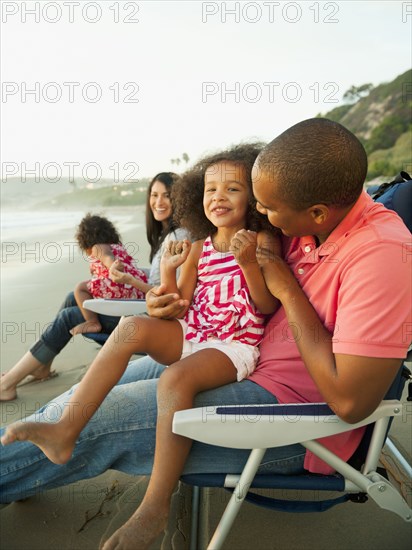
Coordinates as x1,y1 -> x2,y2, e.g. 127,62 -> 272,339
70,213 -> 149,335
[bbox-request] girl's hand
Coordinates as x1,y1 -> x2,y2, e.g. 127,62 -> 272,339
161,240 -> 191,271
230,230 -> 258,267
109,260 -> 130,284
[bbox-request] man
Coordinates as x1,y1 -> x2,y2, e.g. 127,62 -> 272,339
1,119 -> 411,550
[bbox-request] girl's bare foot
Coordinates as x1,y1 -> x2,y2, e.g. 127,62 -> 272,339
0,421 -> 76,464
101,503 -> 168,550
70,321 -> 102,336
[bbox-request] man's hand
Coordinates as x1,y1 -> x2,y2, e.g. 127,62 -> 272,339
146,284 -> 189,319
229,230 -> 258,267
256,248 -> 299,300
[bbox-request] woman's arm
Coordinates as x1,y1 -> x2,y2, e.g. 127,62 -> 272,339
93,245 -> 151,295
230,230 -> 280,314
109,260 -> 153,294
91,244 -> 116,268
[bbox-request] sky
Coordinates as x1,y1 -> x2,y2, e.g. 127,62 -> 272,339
1,0 -> 411,184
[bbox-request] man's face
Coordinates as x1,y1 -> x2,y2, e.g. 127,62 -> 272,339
252,164 -> 313,238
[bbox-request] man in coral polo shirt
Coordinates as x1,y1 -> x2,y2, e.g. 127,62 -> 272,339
1,119 -> 411,550
248,118 -> 411,473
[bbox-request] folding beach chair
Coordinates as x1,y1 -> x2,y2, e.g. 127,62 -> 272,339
82,298 -> 147,346
173,358 -> 412,549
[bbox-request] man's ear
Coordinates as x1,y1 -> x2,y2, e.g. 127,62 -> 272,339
308,204 -> 329,225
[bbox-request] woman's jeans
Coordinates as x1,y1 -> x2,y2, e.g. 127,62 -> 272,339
0,357 -> 305,503
29,292 -> 120,364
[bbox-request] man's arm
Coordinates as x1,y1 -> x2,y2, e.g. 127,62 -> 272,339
261,254 -> 405,424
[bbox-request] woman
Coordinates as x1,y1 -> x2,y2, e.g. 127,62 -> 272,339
0,172 -> 187,401
109,172 -> 188,288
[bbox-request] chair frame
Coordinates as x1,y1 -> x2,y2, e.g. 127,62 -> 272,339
173,372 -> 412,550
82,298 -> 147,346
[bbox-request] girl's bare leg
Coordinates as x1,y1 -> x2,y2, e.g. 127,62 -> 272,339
0,353 -> 54,401
70,282 -> 102,335
102,349 -> 237,550
0,316 -> 185,463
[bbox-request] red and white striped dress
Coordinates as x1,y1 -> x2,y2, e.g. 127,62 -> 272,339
184,236 -> 266,346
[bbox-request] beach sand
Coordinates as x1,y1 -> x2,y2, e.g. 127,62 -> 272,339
0,206 -> 191,549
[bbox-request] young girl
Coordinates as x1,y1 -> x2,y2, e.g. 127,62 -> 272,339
2,143 -> 281,549
69,213 -> 149,335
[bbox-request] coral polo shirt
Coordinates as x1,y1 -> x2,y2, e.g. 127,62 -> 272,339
249,191 -> 412,473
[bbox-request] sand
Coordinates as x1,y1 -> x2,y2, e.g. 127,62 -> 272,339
0,206 -> 191,550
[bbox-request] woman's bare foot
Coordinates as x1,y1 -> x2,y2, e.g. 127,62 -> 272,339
0,421 -> 76,464
70,321 -> 102,336
0,374 -> 17,401
1,362 -> 58,400
31,363 -> 53,380
101,502 -> 168,550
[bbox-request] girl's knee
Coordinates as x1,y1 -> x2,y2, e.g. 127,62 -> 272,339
159,365 -> 180,388
116,316 -> 140,344
116,316 -> 153,347
158,364 -> 192,394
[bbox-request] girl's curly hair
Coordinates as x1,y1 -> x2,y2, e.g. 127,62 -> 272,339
171,143 -> 273,240
75,213 -> 121,251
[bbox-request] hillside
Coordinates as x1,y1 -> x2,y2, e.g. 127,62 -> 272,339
318,69 -> 412,180
1,177 -> 150,210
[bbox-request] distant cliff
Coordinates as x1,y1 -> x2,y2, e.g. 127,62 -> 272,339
318,69 -> 412,180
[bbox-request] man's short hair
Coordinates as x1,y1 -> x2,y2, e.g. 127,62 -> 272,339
256,118 -> 368,210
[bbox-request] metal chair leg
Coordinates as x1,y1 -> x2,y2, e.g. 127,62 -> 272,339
207,448 -> 266,550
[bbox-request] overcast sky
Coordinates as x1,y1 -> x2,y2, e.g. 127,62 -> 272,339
1,0 -> 411,183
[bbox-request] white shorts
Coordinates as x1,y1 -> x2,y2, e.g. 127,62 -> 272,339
176,319 -> 260,382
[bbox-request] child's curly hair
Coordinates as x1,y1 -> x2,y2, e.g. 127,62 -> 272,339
171,143 -> 273,240
75,213 -> 121,251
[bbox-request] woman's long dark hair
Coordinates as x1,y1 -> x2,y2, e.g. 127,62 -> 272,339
146,172 -> 179,262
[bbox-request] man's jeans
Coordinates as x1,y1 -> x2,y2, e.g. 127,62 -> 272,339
30,292 -> 120,364
0,357 -> 305,503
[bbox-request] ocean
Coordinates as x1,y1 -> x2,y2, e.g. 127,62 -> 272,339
0,207 -> 146,272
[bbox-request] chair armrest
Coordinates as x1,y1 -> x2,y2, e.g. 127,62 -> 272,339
83,299 -> 147,316
173,401 -> 402,449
